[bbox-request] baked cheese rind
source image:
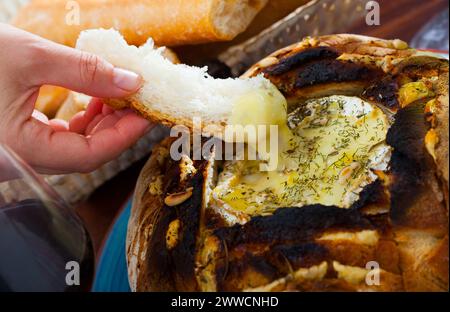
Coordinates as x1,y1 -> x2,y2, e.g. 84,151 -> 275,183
127,34 -> 449,292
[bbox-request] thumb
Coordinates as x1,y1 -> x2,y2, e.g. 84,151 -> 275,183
26,34 -> 142,98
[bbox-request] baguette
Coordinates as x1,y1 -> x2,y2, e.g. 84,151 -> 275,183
13,0 -> 268,47
175,0 -> 312,63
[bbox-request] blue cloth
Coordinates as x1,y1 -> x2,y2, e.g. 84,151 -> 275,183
92,201 -> 131,292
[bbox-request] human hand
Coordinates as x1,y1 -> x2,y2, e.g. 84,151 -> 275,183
0,24 -> 152,174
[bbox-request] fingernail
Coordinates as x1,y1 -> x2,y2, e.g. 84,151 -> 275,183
113,68 -> 142,92
32,109 -> 49,124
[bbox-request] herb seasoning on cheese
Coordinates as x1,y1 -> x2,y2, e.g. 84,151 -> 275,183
212,95 -> 391,222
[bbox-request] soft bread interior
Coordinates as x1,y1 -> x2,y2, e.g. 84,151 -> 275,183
76,29 -> 269,133
211,0 -> 269,39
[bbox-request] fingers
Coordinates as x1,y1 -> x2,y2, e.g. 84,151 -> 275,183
102,103 -> 115,115
17,114 -> 152,174
49,119 -> 69,132
32,110 -> 68,131
87,107 -> 137,135
69,111 -> 91,134
69,99 -> 135,135
85,98 -> 105,119
84,113 -> 153,168
36,45 -> 142,98
6,24 -> 142,98
69,99 -> 104,134
88,114 -> 120,135
85,114 -> 105,135
31,109 -> 49,124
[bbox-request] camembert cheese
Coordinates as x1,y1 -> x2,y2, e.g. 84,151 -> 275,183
213,95 -> 391,223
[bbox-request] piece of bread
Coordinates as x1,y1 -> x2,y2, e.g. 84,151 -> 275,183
53,45 -> 180,122
35,85 -> 69,118
76,28 -> 271,138
13,0 -> 268,47
55,91 -> 91,121
126,34 -> 449,292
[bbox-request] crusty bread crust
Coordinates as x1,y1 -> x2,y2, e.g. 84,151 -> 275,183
434,73 -> 449,190
13,0 -> 268,47
104,46 -> 192,132
127,138 -> 174,291
127,34 -> 449,292
105,97 -> 225,136
243,34 -> 416,79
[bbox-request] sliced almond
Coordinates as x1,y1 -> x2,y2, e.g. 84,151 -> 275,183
338,162 -> 361,184
166,219 -> 181,250
164,187 -> 194,206
179,155 -> 197,182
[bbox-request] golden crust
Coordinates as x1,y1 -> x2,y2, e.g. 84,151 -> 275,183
434,77 -> 449,188
395,231 -> 448,291
126,139 -> 173,291
13,0 -> 267,47
243,34 -> 415,78
105,96 -> 228,141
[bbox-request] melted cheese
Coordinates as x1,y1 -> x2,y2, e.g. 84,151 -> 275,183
231,82 -> 288,130
425,128 -> 439,160
230,82 -> 293,167
213,96 -> 391,222
398,81 -> 434,107
425,99 -> 438,125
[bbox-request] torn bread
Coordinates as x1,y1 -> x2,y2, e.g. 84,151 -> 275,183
54,45 -> 180,122
76,28 -> 273,138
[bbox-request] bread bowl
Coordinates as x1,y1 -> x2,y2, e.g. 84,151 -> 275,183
78,31 -> 449,291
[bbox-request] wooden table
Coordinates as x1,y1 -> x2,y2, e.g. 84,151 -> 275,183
75,0 -> 449,258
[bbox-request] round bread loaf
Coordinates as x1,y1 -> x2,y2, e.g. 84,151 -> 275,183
127,34 -> 449,292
